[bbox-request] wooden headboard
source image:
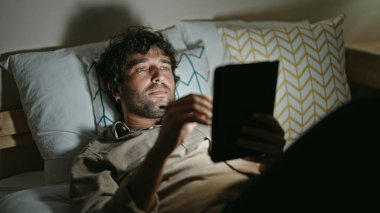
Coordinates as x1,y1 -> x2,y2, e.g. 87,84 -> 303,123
0,110 -> 43,178
346,40 -> 380,97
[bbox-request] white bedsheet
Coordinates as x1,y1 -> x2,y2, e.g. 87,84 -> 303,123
0,171 -> 70,213
0,184 -> 70,213
0,171 -> 45,198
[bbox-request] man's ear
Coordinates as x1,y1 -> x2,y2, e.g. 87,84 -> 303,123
107,82 -> 121,101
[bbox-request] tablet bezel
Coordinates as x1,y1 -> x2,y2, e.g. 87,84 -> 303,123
210,61 -> 279,162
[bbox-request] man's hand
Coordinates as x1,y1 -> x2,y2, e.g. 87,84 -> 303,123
238,113 -> 285,171
155,94 -> 213,157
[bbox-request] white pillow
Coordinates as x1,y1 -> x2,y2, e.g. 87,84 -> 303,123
179,19 -> 310,74
4,41 -> 108,184
160,25 -> 188,51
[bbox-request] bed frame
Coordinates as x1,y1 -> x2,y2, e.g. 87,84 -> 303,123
0,43 -> 379,179
346,41 -> 380,96
0,110 -> 43,178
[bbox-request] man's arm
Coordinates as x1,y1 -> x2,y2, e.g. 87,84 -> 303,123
70,152 -> 145,213
128,94 -> 213,211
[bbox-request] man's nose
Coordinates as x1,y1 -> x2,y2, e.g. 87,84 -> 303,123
151,66 -> 164,83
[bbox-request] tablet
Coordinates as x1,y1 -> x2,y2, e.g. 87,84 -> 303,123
210,61 -> 279,162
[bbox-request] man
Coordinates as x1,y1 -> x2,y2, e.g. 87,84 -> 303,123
70,26 -> 285,213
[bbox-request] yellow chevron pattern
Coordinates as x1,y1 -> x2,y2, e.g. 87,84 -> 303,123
218,14 -> 351,143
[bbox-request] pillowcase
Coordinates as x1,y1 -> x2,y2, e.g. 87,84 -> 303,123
179,19 -> 310,74
83,55 -> 120,132
218,14 -> 351,144
3,41 -> 108,184
175,46 -> 212,98
159,25 -> 188,51
86,45 -> 211,131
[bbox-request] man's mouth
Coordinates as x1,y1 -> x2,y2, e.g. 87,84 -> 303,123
148,90 -> 168,96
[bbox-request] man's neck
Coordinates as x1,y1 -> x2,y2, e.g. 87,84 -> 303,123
123,113 -> 161,130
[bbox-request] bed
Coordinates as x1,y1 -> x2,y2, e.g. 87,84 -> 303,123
1,14 -> 380,212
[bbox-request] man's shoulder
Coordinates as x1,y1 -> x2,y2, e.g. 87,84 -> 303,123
73,125 -> 119,160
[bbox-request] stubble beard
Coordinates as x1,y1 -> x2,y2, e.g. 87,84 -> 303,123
121,84 -> 175,118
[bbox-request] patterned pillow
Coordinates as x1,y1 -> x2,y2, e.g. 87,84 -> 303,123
218,14 -> 351,143
175,46 -> 212,98
83,55 -> 121,132
85,46 -> 211,132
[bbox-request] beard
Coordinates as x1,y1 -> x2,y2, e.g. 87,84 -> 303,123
121,83 -> 175,118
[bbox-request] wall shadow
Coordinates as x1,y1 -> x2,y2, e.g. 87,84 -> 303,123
1,3 -> 141,111
0,69 -> 21,112
62,4 -> 141,46
214,0 -> 351,22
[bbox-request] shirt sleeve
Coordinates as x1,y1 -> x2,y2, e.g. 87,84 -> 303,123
70,152 -> 159,213
118,176 -> 160,213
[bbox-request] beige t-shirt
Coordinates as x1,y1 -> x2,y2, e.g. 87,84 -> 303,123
70,124 -> 260,213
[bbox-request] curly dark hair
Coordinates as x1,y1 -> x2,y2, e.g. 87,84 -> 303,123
96,26 -> 179,113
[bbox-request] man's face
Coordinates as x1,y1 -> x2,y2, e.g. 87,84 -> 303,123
119,46 -> 176,118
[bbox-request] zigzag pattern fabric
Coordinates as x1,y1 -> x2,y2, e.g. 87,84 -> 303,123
84,56 -> 120,132
218,14 -> 351,143
175,46 -> 212,98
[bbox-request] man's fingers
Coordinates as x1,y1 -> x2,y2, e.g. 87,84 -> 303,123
252,113 -> 284,136
183,114 -> 212,126
166,94 -> 213,119
170,94 -> 212,110
241,126 -> 285,146
237,138 -> 283,155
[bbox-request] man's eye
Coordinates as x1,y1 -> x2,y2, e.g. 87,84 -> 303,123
160,66 -> 171,71
136,67 -> 147,72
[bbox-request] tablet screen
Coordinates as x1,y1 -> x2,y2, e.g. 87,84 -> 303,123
210,61 -> 279,162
